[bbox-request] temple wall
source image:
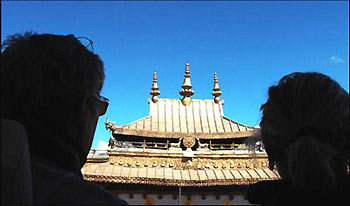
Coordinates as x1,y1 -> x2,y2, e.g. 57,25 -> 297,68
117,193 -> 251,205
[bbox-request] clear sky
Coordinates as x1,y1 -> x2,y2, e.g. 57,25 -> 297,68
2,1 -> 349,149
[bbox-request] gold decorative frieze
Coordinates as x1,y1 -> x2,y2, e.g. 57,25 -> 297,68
106,153 -> 269,170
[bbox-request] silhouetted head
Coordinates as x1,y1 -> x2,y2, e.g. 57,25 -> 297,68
1,32 -> 108,167
260,72 -> 349,191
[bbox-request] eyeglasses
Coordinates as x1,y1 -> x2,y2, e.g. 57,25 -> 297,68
64,34 -> 94,52
76,36 -> 94,52
93,94 -> 109,116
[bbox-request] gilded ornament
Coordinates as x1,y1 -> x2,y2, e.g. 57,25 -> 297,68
150,72 -> 160,103
179,62 -> 195,105
212,72 -> 222,103
182,136 -> 196,148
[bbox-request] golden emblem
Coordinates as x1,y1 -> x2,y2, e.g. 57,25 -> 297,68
183,136 -> 196,148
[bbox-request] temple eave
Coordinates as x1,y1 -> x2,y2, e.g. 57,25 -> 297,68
82,173 -> 279,187
112,129 -> 256,139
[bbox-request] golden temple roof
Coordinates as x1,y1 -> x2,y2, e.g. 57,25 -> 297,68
82,151 -> 280,187
106,98 -> 256,139
106,62 -> 256,139
88,63 -> 274,188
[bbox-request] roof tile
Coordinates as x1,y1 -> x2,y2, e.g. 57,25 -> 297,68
189,169 -> 199,181
109,99 -> 256,139
197,169 -> 208,181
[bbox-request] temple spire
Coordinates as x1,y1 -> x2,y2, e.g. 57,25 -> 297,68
212,72 -> 222,103
179,62 -> 194,106
150,71 -> 160,103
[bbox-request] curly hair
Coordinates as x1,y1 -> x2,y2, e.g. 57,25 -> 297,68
1,32 -> 105,139
260,72 -> 349,190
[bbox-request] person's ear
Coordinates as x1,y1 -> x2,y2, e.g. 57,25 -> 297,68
79,96 -> 90,128
80,94 -> 99,122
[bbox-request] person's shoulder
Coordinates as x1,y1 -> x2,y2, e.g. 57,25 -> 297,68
46,175 -> 128,205
31,157 -> 127,205
248,179 -> 349,205
31,156 -> 77,203
247,180 -> 288,205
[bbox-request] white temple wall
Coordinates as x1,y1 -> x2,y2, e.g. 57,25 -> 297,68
117,193 -> 251,205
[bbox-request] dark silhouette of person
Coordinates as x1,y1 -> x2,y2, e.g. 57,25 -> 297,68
1,32 -> 127,205
248,72 -> 349,205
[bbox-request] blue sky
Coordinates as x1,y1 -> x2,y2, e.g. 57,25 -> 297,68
2,1 -> 349,149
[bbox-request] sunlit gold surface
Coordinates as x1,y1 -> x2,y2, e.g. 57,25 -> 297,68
83,151 -> 279,186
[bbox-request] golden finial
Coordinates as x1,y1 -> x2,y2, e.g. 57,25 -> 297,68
212,72 -> 222,103
179,62 -> 194,106
150,71 -> 160,103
